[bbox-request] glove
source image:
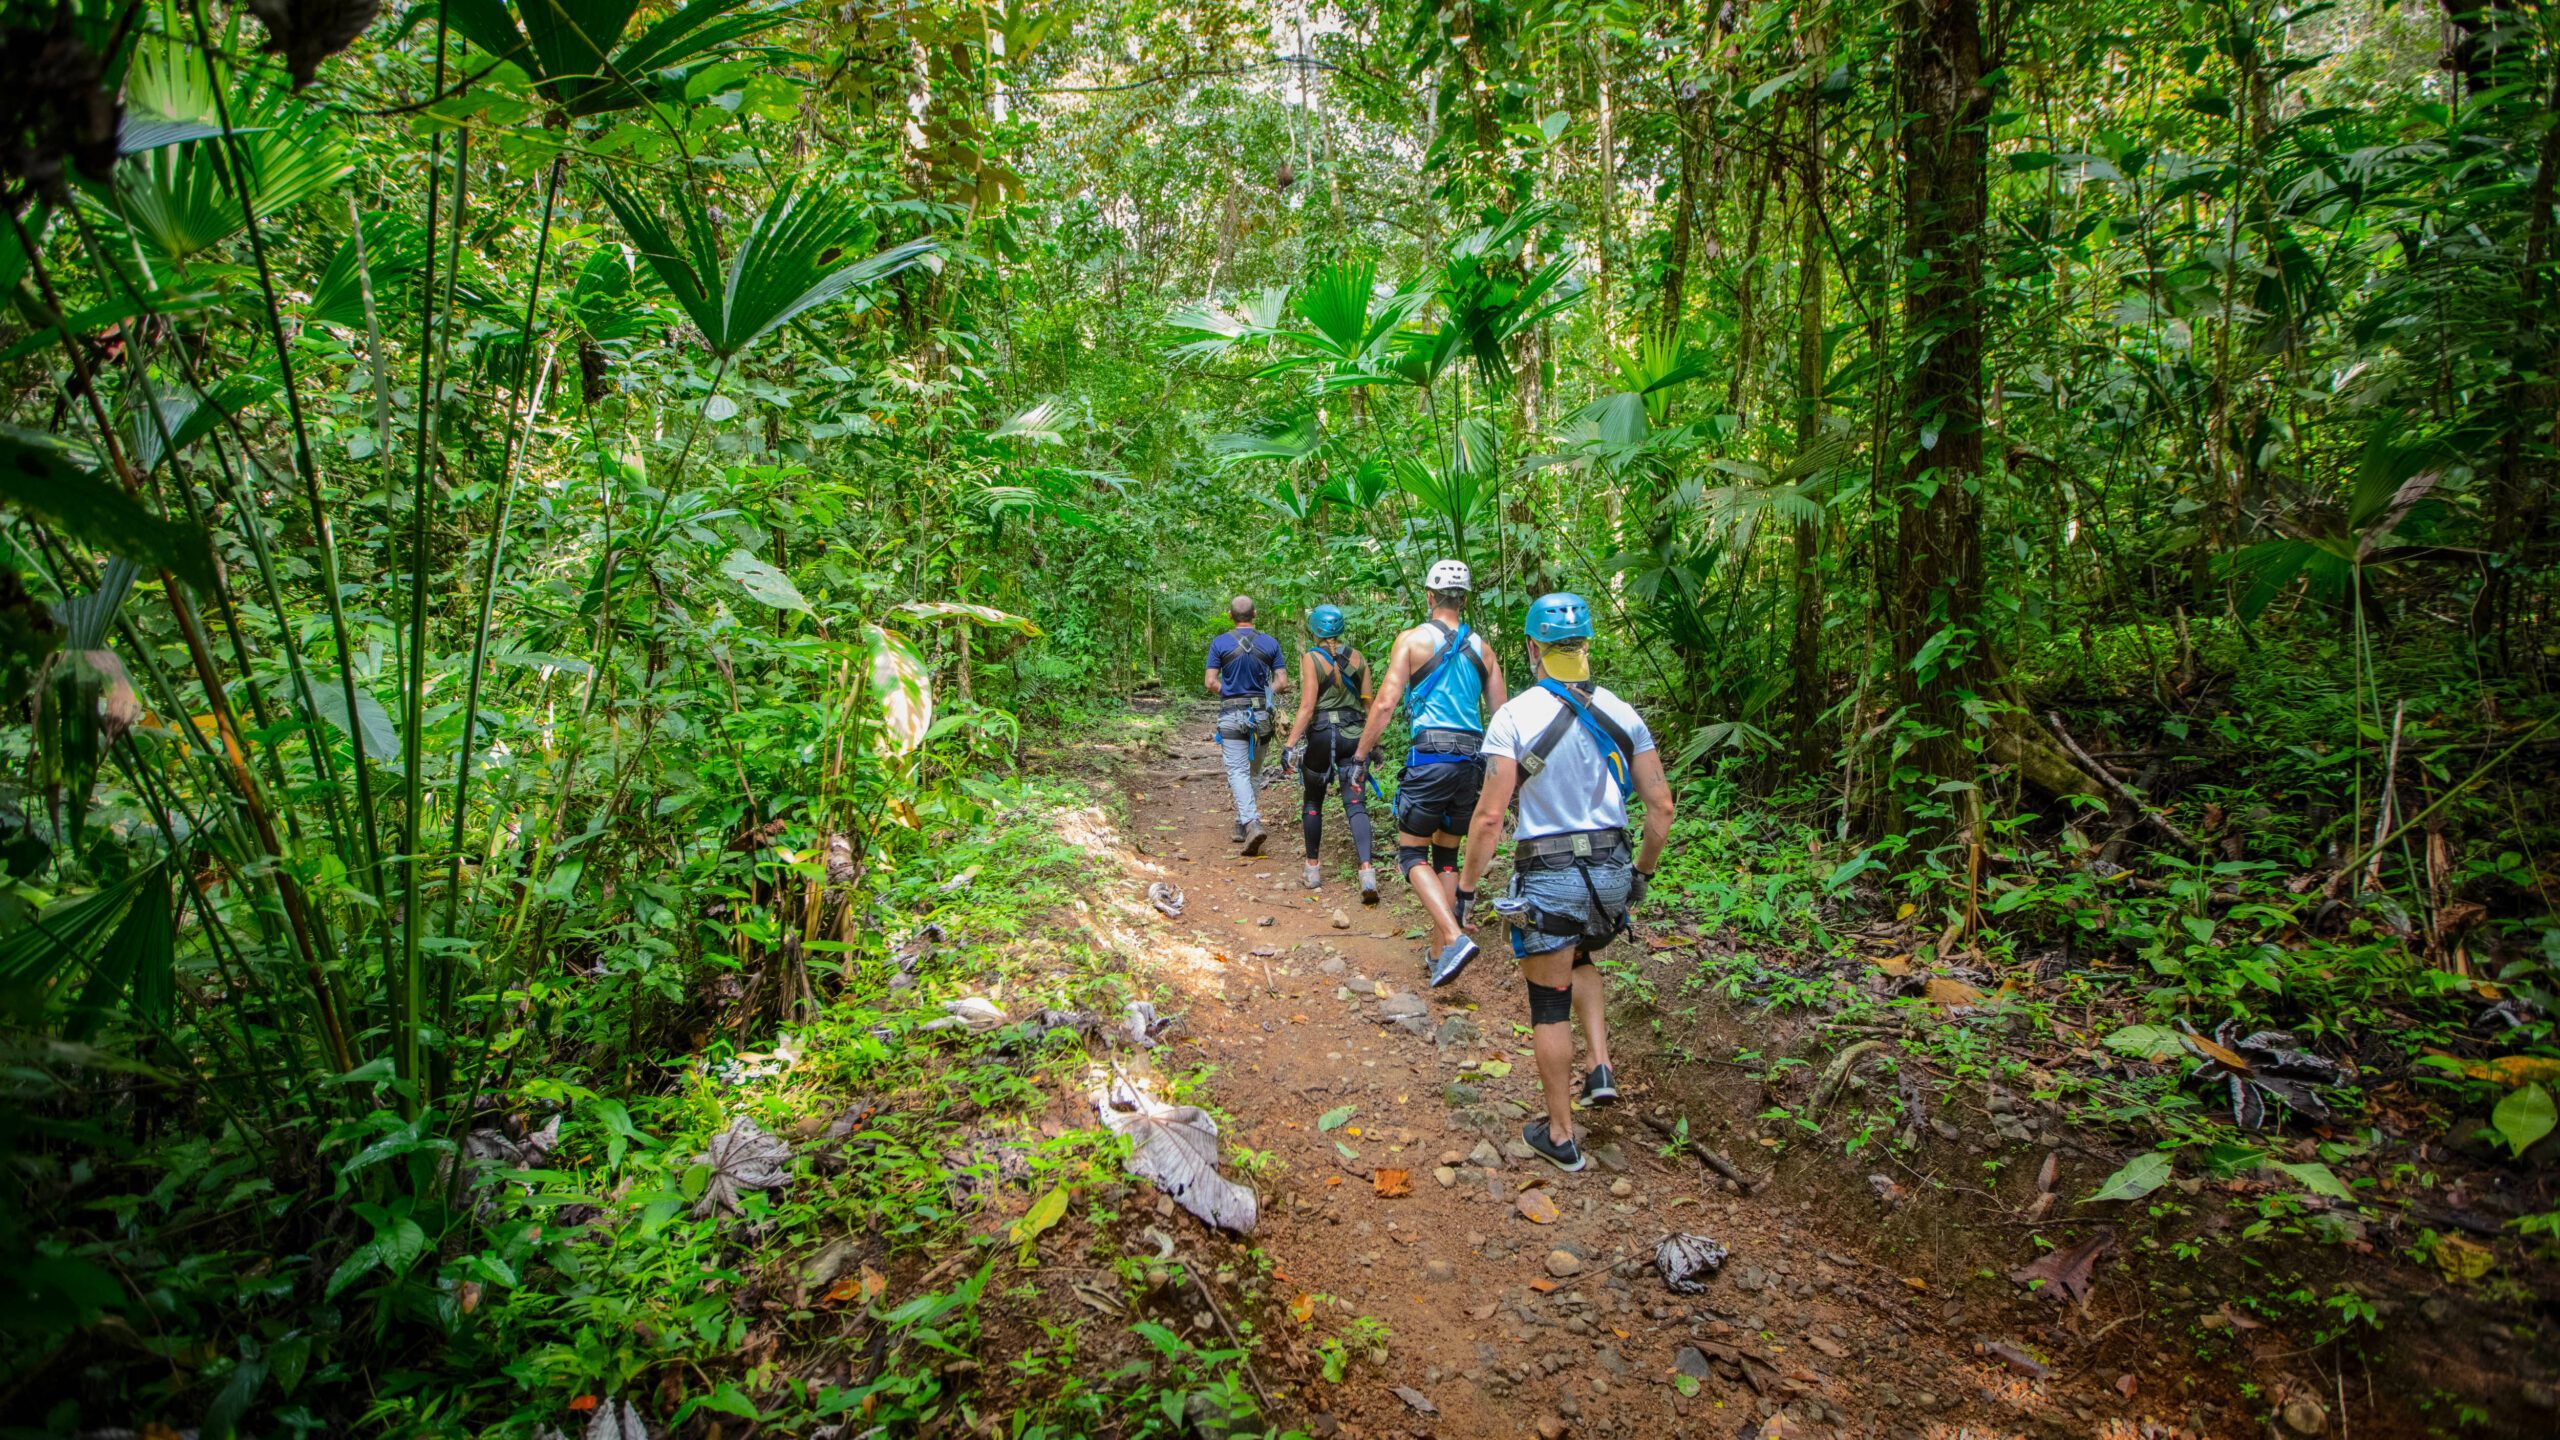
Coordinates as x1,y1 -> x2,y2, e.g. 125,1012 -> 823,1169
1628,869 -> 1653,909
1453,887 -> 1476,929
1287,743 -> 1306,775
1346,753 -> 1371,793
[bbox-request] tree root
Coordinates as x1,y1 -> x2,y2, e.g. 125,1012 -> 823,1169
1639,1111 -> 1761,1194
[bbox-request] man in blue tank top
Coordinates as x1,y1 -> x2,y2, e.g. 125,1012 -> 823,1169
1348,560 -> 1507,981
1204,595 -> 1287,853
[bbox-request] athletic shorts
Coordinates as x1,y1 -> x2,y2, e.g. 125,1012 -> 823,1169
1505,859 -> 1634,959
1392,755 -> 1484,837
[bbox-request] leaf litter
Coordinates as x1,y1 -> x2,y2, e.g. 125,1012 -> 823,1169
1091,1076 -> 1257,1233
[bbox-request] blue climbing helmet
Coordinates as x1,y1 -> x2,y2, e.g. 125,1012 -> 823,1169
1309,603 -> 1346,639
1524,592 -> 1594,644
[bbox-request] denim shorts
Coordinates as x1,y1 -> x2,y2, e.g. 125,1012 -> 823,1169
1503,858 -> 1633,958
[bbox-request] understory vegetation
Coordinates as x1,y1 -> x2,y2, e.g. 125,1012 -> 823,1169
0,0 -> 2554,1435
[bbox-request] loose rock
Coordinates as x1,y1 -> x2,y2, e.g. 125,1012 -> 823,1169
1546,1249 -> 1585,1278
1330,908 -> 1351,929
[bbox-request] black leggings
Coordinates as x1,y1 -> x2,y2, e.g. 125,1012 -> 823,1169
1300,725 -> 1375,864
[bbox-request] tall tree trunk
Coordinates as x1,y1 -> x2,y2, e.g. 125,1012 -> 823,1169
1594,35 -> 1618,347
1789,87 -> 1827,778
1886,0 -> 1990,831
1659,85 -> 1706,339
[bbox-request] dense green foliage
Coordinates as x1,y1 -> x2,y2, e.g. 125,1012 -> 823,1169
0,0 -> 2554,1434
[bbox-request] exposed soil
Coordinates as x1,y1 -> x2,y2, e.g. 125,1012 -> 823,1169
1071,703 -> 2556,1440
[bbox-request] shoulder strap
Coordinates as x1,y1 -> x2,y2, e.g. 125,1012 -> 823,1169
1407,620 -> 1487,712
1525,679 -> 1637,797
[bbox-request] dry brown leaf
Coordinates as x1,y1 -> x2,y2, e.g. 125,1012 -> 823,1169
1291,1293 -> 1315,1324
1925,976 -> 1985,1007
1516,1189 -> 1561,1224
1373,1168 -> 1412,1197
2445,1053 -> 2560,1088
1528,1278 -> 1557,1293
859,1264 -> 885,1302
1870,953 -> 1913,977
2008,1231 -> 2112,1305
2177,1029 -> 2254,1074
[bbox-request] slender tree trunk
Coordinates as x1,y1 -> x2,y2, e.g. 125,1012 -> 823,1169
1594,36 -> 1618,347
1886,0 -> 1990,831
1790,87 -> 1827,778
1659,86 -> 1706,339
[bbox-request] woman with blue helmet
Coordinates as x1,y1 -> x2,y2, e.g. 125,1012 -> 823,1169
1454,592 -> 1677,1173
1281,603 -> 1380,901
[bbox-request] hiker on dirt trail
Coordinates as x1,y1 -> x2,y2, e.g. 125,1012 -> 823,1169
1456,592 -> 1674,1173
1348,559 -> 1507,984
1281,603 -> 1381,901
1205,595 -> 1287,855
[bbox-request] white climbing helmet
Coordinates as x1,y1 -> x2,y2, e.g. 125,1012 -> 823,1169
1425,559 -> 1472,592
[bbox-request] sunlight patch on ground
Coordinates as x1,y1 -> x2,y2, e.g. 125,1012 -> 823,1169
1039,800 -> 1235,1000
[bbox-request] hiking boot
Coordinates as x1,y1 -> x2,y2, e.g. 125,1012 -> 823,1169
1358,865 -> 1380,904
1522,1118 -> 1585,1172
1232,821 -> 1247,844
1241,821 -> 1267,856
1427,934 -> 1479,988
1302,861 -> 1322,889
1581,1063 -> 1619,1106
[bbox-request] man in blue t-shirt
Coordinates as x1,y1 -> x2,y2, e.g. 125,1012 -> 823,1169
1203,595 -> 1287,853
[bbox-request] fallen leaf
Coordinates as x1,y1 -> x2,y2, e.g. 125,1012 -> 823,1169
1346,1126 -> 1363,1137
859,1264 -> 885,1301
1373,1168 -> 1412,1197
1373,980 -> 1391,997
1391,1386 -> 1438,1415
1325,1175 -> 1341,1186
823,1275 -> 864,1303
2008,1230 -> 2112,1304
2116,1372 -> 2140,1399
2446,1053 -> 2560,1088
1901,1276 -> 1928,1291
1924,976 -> 1985,1007
1469,1298 -> 1500,1320
1517,1189 -> 1560,1224
1476,1060 -> 1513,1078
2177,1027 -> 2255,1074
2435,1234 -> 2493,1282
690,1119 -> 792,1219
1090,1078 -> 1258,1233
1870,953 -> 1913,977
1010,1184 -> 1071,1256
2083,1150 -> 2172,1204
569,1396 -> 601,1413
1317,1105 -> 1356,1132
1528,1278 -> 1557,1293
1291,1293 -> 1315,1324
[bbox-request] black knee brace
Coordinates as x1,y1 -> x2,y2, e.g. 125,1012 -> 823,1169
1431,843 -> 1458,872
1526,979 -> 1572,1026
1396,842 -> 1433,875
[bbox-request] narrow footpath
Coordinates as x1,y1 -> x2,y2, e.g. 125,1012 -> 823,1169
1105,707 -> 2215,1440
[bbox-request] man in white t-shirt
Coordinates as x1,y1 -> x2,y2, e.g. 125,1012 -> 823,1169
1455,593 -> 1676,1172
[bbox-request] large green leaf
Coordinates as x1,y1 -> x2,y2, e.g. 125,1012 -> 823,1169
597,177 -> 934,359
2084,1150 -> 2173,1204
0,427 -> 214,589
447,0 -> 788,116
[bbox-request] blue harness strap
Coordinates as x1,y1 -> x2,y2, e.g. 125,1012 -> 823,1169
1404,621 -> 1478,717
1535,678 -> 1635,798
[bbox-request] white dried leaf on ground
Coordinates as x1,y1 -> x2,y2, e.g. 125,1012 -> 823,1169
921,996 -> 1009,1033
1120,1000 -> 1175,1048
692,1118 -> 791,1218
1091,1078 -> 1257,1234
584,1399 -> 648,1440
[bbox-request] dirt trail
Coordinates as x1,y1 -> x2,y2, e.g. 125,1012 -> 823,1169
1106,711 -> 2200,1440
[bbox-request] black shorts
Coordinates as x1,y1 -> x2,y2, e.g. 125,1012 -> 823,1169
1393,755 -> 1484,837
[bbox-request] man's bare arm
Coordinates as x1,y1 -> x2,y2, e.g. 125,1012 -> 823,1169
1480,635 -> 1508,713
1458,757 -> 1518,892
1202,666 -> 1222,698
1631,750 -> 1675,874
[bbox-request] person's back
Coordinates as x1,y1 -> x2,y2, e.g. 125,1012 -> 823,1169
1203,596 -> 1287,854
1458,592 -> 1677,1174
1350,560 -> 1506,984
1285,604 -> 1380,900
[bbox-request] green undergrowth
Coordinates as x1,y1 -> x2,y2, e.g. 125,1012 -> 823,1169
11,763 -> 1293,1439
1638,760 -> 2560,1335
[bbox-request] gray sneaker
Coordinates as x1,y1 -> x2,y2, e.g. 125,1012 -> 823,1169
1427,934 -> 1480,988
1302,861 -> 1322,889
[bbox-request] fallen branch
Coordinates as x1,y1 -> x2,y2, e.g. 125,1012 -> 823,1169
1807,1039 -> 1887,1114
2046,712 -> 2198,849
1638,1111 -> 1760,1193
